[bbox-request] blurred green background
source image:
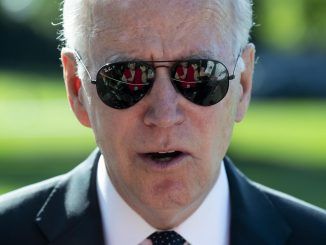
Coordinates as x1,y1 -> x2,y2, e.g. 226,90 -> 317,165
0,0 -> 325,209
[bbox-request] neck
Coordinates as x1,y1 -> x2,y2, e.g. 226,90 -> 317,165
132,193 -> 208,230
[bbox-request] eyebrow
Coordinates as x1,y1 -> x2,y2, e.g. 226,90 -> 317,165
181,50 -> 218,60
103,50 -> 219,64
104,54 -> 138,64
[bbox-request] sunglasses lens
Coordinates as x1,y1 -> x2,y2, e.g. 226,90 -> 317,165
95,59 -> 229,109
171,60 -> 229,106
96,62 -> 154,109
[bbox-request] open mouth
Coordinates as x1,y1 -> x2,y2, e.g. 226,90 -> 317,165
145,151 -> 183,162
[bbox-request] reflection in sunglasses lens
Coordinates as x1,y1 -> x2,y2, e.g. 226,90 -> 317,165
96,60 -> 229,109
171,60 -> 229,106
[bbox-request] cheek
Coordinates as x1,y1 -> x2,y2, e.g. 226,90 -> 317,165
84,85 -> 123,142
84,91 -> 128,161
177,103 -> 234,194
93,111 -> 129,156
91,107 -> 137,192
195,94 -> 237,160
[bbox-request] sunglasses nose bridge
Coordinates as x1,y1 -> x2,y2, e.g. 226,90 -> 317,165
143,72 -> 185,127
143,64 -> 180,107
152,64 -> 172,80
150,67 -> 177,96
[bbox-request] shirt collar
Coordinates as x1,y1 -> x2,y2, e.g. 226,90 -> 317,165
97,155 -> 230,245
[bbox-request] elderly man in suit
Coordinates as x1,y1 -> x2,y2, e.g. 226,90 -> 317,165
0,0 -> 325,244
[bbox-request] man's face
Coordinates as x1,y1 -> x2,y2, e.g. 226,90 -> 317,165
129,62 -> 136,70
192,63 -> 198,70
72,0 -> 253,228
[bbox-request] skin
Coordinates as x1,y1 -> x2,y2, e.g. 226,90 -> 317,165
61,0 -> 255,229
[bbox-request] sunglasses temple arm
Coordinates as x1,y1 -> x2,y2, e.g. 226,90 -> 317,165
229,49 -> 243,80
72,49 -> 96,84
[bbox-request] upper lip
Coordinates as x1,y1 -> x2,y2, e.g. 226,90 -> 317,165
138,147 -> 189,155
154,150 -> 177,154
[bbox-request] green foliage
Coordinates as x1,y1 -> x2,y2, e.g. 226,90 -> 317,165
1,0 -> 326,51
253,0 -> 326,51
256,0 -> 307,50
0,0 -> 61,39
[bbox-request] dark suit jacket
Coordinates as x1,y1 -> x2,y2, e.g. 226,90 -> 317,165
0,149 -> 325,245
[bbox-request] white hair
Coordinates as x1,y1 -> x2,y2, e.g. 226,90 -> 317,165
59,0 -> 253,73
231,0 -> 253,73
230,0 -> 253,54
59,0 -> 93,57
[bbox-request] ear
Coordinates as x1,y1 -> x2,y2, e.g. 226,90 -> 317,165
235,43 -> 255,122
61,48 -> 91,127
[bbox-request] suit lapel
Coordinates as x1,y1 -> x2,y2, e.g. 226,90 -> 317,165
224,157 -> 292,245
34,150 -> 291,244
35,149 -> 104,245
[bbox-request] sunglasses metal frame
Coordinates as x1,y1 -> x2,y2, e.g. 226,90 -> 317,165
73,50 -> 241,84
72,49 -> 242,108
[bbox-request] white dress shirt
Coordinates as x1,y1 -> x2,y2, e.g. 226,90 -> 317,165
97,155 -> 230,245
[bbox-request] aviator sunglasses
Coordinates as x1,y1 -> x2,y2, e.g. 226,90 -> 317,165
74,50 -> 241,109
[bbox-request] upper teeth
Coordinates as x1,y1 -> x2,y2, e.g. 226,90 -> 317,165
158,151 -> 175,154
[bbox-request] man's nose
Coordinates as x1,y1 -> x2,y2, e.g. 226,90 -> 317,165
143,70 -> 185,128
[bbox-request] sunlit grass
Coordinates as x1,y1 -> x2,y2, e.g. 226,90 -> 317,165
0,70 -> 325,208
1,70 -> 325,166
0,71 -> 65,100
230,100 -> 326,168
0,99 -> 95,157
0,71 -> 95,158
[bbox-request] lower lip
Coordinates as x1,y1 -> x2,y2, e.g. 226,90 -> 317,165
138,153 -> 188,172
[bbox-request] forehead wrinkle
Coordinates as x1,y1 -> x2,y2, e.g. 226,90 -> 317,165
89,0 -> 234,67
182,50 -> 221,60
105,50 -> 220,63
104,54 -> 140,64
91,0 -> 229,38
92,0 -> 231,30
